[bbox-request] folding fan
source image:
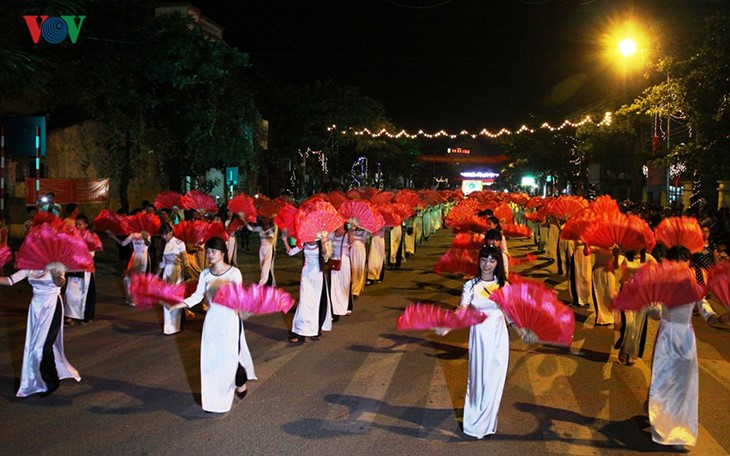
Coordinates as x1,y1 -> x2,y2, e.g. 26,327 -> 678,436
508,193 -> 531,206
395,189 -> 420,208
523,211 -> 545,223
489,280 -> 575,346
445,204 -> 478,228
493,203 -> 514,224
452,233 -> 485,250
525,196 -> 545,209
433,248 -> 478,277
653,216 -> 704,253
294,202 -> 346,244
371,191 -> 395,205
227,194 -> 257,222
16,224 -> 95,272
255,197 -> 282,219
589,195 -> 620,215
153,190 -> 183,210
213,282 -> 295,315
181,190 -> 218,213
508,253 -> 538,266
707,261 -> 730,307
173,220 -> 229,245
274,203 -> 298,235
129,273 -> 186,311
326,190 -> 348,208
376,204 -> 403,228
393,202 -> 415,220
612,261 -> 706,310
0,246 -> 12,269
125,212 -> 162,235
560,209 -> 595,241
545,195 -> 589,220
450,216 -> 489,234
580,213 -> 650,251
501,223 -> 531,238
396,302 -> 487,331
79,229 -> 103,252
94,209 -> 129,235
32,211 -> 60,227
338,200 -> 384,233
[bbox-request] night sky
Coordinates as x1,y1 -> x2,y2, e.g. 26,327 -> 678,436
193,0 -> 713,132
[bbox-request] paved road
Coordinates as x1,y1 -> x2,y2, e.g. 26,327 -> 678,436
1,229 -> 728,455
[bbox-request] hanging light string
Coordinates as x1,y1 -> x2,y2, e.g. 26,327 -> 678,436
328,112 -> 613,139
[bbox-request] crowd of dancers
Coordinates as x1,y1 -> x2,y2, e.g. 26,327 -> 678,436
1,188 -> 728,451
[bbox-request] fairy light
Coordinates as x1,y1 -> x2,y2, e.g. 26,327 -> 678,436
299,148 -> 328,174
374,162 -> 383,189
434,176 -> 449,189
350,156 -> 368,188
642,165 -> 649,178
328,112 -> 613,139
669,162 -> 686,180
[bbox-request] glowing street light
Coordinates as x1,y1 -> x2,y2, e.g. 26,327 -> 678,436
618,38 -> 637,57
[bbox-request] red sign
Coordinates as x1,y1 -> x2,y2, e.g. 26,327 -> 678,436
417,154 -> 508,164
26,178 -> 110,205
447,147 -> 470,155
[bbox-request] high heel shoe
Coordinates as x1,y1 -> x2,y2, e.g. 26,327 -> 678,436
236,386 -> 248,399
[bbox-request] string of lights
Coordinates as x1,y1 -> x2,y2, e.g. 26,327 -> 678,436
328,112 -> 613,139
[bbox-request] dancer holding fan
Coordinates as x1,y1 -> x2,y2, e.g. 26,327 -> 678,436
170,237 -> 255,413
246,217 -> 278,286
109,230 -> 151,307
158,223 -> 190,335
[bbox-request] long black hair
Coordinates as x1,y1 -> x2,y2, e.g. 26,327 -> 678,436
478,245 -> 506,286
205,236 -> 230,264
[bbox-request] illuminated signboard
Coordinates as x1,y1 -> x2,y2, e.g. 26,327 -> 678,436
447,147 -> 470,155
462,179 -> 483,195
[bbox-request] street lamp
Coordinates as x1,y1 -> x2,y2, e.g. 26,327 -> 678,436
618,38 -> 637,57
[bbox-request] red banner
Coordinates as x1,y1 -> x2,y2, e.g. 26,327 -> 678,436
416,154 -> 509,164
26,178 -> 110,205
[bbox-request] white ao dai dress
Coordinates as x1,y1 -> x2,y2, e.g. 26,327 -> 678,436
161,237 -> 188,334
460,277 -> 509,438
290,243 -> 333,337
329,233 -> 352,316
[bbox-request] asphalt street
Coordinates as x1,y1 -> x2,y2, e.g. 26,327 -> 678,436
1,228 -> 728,455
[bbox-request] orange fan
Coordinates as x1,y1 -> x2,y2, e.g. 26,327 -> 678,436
653,216 -> 704,253
433,248 -> 478,277
376,204 -> 403,227
523,211 -> 544,223
393,202 -> 415,220
560,209 -> 595,241
371,191 -> 395,205
395,189 -> 420,208
501,223 -> 530,238
493,203 -> 514,224
612,261 -> 706,310
153,190 -> 183,210
525,196 -> 544,209
125,212 -> 161,235
181,190 -> 218,213
451,216 -> 488,234
397,303 -> 487,331
490,280 -> 575,346
338,200 -> 384,233
545,196 -> 589,220
445,204 -> 477,228
707,261 -> 730,307
589,195 -> 620,215
580,213 -> 650,251
452,233 -> 485,250
32,211 -> 60,227
227,194 -> 257,223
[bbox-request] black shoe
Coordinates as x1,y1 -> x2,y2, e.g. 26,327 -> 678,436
236,387 -> 248,399
332,315 -> 340,322
310,335 -> 320,341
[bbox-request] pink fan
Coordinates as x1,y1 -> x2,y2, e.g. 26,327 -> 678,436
154,190 -> 183,210
228,194 -> 257,222
707,262 -> 730,307
376,204 -> 403,228
612,261 -> 706,311
213,282 -> 295,314
581,213 -> 650,251
16,224 -> 95,272
274,203 -> 298,235
450,216 -> 488,234
452,233 -> 485,250
490,280 -> 575,346
396,303 -> 487,331
0,246 -> 12,268
654,216 -> 704,253
501,223 -> 530,239
371,191 -> 395,205
125,212 -> 161,235
94,209 -> 129,235
173,220 -> 229,245
295,205 -> 346,244
79,229 -> 103,252
338,200 -> 384,233
129,273 -> 186,311
181,190 -> 218,213
433,248 -> 478,277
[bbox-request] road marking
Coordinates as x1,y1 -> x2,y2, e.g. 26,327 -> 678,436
417,360 -> 460,441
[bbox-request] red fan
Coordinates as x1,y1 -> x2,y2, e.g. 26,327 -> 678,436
327,190 -> 348,208
396,303 -> 487,331
508,253 -> 538,266
612,261 -> 705,310
393,202 -> 415,220
450,216 -> 488,234
338,200 -> 384,233
213,282 -> 295,315
707,262 -> 730,307
274,203 -> 298,236
433,248 -> 478,277
395,189 -> 420,208
523,211 -> 544,223
654,216 -> 704,253
227,194 -> 257,223
154,190 -> 183,210
589,195 -> 620,215
173,220 -> 229,245
94,209 -> 129,235
371,191 -> 395,205
0,246 -> 12,268
445,203 -> 477,228
545,196 -> 589,220
129,273 -> 186,310
376,204 -> 403,228
184,280 -> 199,299
452,233 -> 485,250
32,211 -> 60,227
79,229 -> 103,252
560,209 -> 596,241
525,196 -> 544,209
501,223 -> 531,238
226,216 -> 245,234
125,212 -> 161,235
580,213 -> 650,251
181,190 -> 218,213
508,193 -> 531,206
16,224 -> 95,272
493,203 -> 514,224
255,197 -> 282,219
295,204 -> 346,244
490,280 -> 575,346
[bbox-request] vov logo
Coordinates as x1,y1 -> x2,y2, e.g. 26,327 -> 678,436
23,15 -> 86,44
